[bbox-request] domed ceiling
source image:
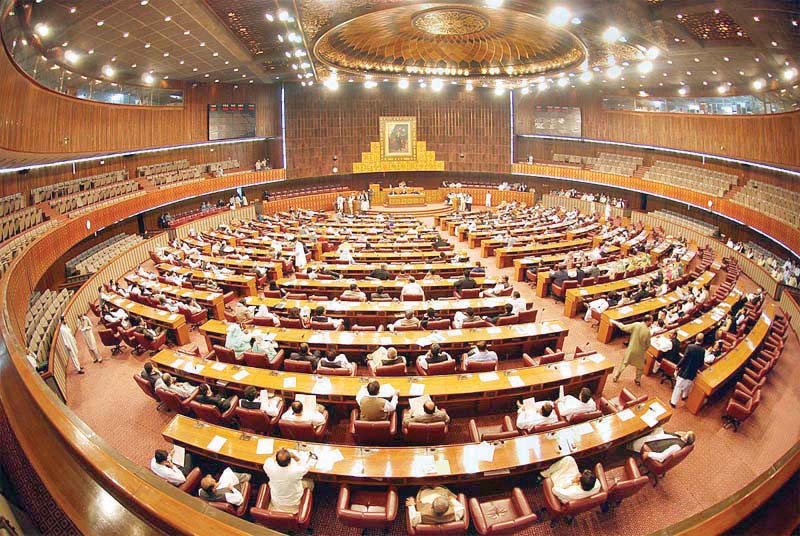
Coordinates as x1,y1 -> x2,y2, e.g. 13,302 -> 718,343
313,4 -> 588,78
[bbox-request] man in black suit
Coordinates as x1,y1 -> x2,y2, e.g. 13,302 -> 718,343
239,386 -> 261,409
289,342 -> 321,370
196,383 -> 235,412
368,264 -> 391,281
454,269 -> 477,292
670,334 -> 706,408
140,362 -> 161,387
550,264 -> 570,294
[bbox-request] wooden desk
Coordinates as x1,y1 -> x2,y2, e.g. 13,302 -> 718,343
321,250 -> 456,263
242,295 -> 532,323
480,232 -> 566,258
156,264 -> 258,296
152,348 -> 612,407
386,193 -> 426,207
124,274 -> 226,319
199,319 -> 568,359
686,304 -> 775,414
161,397 -> 670,485
597,271 -> 715,343
496,239 -> 592,269
106,295 -> 190,345
514,245 -> 620,283
563,267 -> 661,318
304,261 -> 475,279
276,276 -> 494,299
644,290 -> 741,375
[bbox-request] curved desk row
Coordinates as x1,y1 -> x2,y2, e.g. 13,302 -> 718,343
161,397 -> 671,486
275,276 -> 495,299
151,348 -> 612,407
155,263 -> 258,296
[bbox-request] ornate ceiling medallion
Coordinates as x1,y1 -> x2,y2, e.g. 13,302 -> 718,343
411,8 -> 489,36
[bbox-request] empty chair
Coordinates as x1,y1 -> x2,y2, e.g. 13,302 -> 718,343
213,344 -> 241,365
250,483 -> 313,534
283,359 -> 314,373
722,388 -> 761,432
336,485 -> 399,532
604,458 -> 649,510
98,328 -> 123,355
425,319 -> 451,330
469,488 -> 538,535
468,416 -> 519,442
599,388 -> 647,414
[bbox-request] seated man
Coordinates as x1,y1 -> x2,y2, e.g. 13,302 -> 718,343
469,261 -> 486,277
452,307 -> 481,328
390,310 -> 421,331
225,322 -> 251,357
310,305 -> 343,329
370,286 -> 391,301
541,455 -> 601,503
289,342 -> 321,370
509,290 -> 527,315
628,427 -> 696,462
368,264 -> 391,281
150,448 -> 191,486
199,467 -> 251,506
154,373 -> 196,399
239,386 -> 282,417
403,398 -> 450,426
249,334 -> 279,360
231,300 -> 254,324
406,486 -> 465,528
340,283 -> 367,302
400,277 -> 425,300
367,346 -> 406,373
454,269 -> 477,292
485,303 -> 515,325
255,304 -> 281,326
140,362 -> 161,387
420,307 -> 442,329
356,380 -> 398,421
516,399 -> 558,432
317,348 -> 355,373
463,341 -> 498,368
550,264 -> 570,289
185,298 -> 204,315
196,383 -> 235,412
280,399 -> 327,429
556,387 -> 597,419
262,448 -> 316,514
417,343 -> 453,371
480,275 -> 511,298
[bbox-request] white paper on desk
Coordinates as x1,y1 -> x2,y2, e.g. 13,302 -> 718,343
658,297 -> 667,304
476,442 -> 495,462
649,402 -> 667,418
618,306 -> 633,314
478,372 -> 499,382
556,430 -> 574,454
312,377 -> 332,395
409,383 -> 425,396
435,459 -> 451,475
641,411 -> 659,428
338,332 -> 355,344
617,408 -> 635,422
629,278 -> 641,285
211,362 -> 227,371
170,358 -> 185,368
157,310 -> 167,316
169,314 -> 179,321
378,384 -> 395,398
412,455 -> 436,475
409,395 -> 432,416
283,376 -> 297,388
380,336 -> 393,345
572,422 -> 594,437
264,333 -> 277,341
416,337 -> 431,347
295,394 -> 316,408
579,289 -> 589,296
171,445 -> 186,467
256,438 -> 274,455
207,435 -> 227,452
486,326 -> 502,334
232,369 -> 249,381
587,353 -> 605,364
508,375 -> 525,388
307,333 -> 326,344
677,329 -> 689,338
184,363 -> 204,375
429,332 -> 446,342
314,448 -> 344,472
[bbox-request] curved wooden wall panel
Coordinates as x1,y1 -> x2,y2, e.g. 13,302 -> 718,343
513,92 -> 800,168
0,45 -> 280,155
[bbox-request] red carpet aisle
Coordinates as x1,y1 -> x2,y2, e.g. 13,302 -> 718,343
65,214 -> 800,535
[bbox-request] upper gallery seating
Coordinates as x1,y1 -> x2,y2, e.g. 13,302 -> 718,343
0,193 -> 25,216
731,180 -> 800,229
147,167 -> 202,187
136,160 -> 190,177
205,159 -> 240,175
49,181 -> 141,214
552,153 -> 599,166
145,159 -> 242,188
30,170 -> 128,204
0,206 -> 44,243
25,288 -> 72,368
643,161 -> 738,197
66,233 -> 132,276
0,221 -> 59,277
651,209 -> 718,237
591,153 -> 643,177
72,234 -> 144,276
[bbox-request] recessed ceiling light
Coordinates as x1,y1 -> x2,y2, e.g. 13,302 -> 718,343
783,67 -> 798,80
69,6 -> 76,13
678,86 -> 688,95
142,73 -> 154,84
714,8 -> 720,14
771,41 -> 778,47
712,70 -> 718,75
693,57 -> 700,62
265,13 -> 274,22
144,42 -> 151,48
214,79 -> 219,83
96,20 -> 104,26
101,65 -> 114,77
398,78 -> 409,89
34,23 -> 50,37
277,35 -> 284,42
667,60 -> 673,65
723,57 -> 730,62
200,42 -> 206,47
88,49 -> 94,55
637,60 -> 653,74
122,32 -> 129,38
717,84 -> 728,93
646,46 -> 660,60
580,71 -> 593,83
547,6 -> 571,27
752,78 -> 766,90
212,52 -> 219,57
184,30 -> 190,35
602,26 -> 621,43
753,16 -> 760,22
702,81 -> 708,86
192,67 -> 198,72
278,10 -> 289,21
607,65 -> 622,79
164,16 -> 172,22
738,70 -> 745,76
140,0 -> 148,5
131,63 -> 137,68
686,71 -> 692,75
64,49 -> 80,64
204,73 -> 210,77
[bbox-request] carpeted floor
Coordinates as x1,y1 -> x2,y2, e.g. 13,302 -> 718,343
65,214 -> 800,535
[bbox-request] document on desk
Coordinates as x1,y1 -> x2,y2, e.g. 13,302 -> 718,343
210,361 -> 227,371
312,377 -> 333,395
256,438 -> 274,455
434,459 -> 451,475
617,408 -> 635,422
170,358 -> 185,369
649,402 -> 667,418
412,455 -> 436,475
207,435 -> 227,452
380,336 -> 393,345
572,422 -> 594,437
232,369 -> 249,381
476,441 -> 496,462
587,353 -> 606,364
486,327 -> 502,334
283,376 -> 297,388
478,372 -> 499,382
507,375 -> 525,388
640,411 -> 659,428
314,448 -> 344,472
378,384 -> 396,398
409,383 -> 425,396
618,306 -> 634,314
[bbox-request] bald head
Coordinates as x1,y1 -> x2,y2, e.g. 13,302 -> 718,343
432,496 -> 450,517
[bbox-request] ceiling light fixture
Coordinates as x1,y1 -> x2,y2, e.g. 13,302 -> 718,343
547,6 -> 571,27
580,71 -> 593,83
602,26 -> 622,43
783,67 -> 798,80
521,86 -> 530,94
398,78 -> 409,89
678,86 -> 688,96
646,46 -> 660,60
557,77 -> 569,87
431,79 -> 444,91
465,81 -> 474,91
64,49 -> 80,64
278,10 -> 289,21
717,84 -> 728,94
637,60 -> 653,74
752,78 -> 766,90
142,73 -> 154,84
101,65 -> 114,77
34,23 -> 50,37
607,65 -> 622,79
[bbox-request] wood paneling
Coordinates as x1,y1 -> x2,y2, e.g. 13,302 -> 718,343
514,91 -> 800,169
284,84 -> 511,179
0,44 -> 281,155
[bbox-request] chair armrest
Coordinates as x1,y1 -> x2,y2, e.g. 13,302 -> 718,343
502,415 -> 515,432
337,484 -> 351,512
269,349 -> 285,369
255,482 -> 271,509
542,478 -> 563,514
598,397 -> 615,415
222,396 -> 239,419
389,411 -> 398,436
297,488 -> 313,524
270,400 -> 286,425
595,462 -> 609,492
386,487 -> 399,522
349,408 -> 359,435
625,456 -> 641,479
468,419 -> 481,443
511,487 -> 533,516
521,353 -> 538,367
468,498 -> 487,534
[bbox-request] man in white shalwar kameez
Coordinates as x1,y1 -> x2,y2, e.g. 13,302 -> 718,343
59,317 -> 83,374
294,241 -> 307,270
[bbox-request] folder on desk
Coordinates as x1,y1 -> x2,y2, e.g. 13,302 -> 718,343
207,435 -> 227,452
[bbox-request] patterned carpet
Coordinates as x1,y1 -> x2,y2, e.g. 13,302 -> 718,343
65,214 -> 800,535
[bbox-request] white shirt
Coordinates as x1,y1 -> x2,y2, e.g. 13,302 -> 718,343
150,458 -> 186,486
280,407 -> 326,427
401,282 -> 424,299
516,401 -> 559,431
509,297 -> 527,315
263,456 -> 313,513
556,395 -> 597,419
59,323 -> 78,355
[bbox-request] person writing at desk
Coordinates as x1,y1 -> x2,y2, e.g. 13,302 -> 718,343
263,448 -> 317,513
239,386 -> 282,417
280,399 -> 328,429
406,486 -> 465,528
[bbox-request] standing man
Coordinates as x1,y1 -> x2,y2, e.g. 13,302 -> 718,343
59,316 -> 84,374
611,315 -> 653,385
670,334 -> 706,408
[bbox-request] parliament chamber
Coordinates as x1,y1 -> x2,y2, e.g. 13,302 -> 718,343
1,1 -> 800,535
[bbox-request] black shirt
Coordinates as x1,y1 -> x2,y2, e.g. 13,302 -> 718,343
369,269 -> 390,280
239,399 -> 261,410
678,344 -> 705,380
140,370 -> 161,387
663,337 -> 680,364
551,270 -> 570,286
454,277 -> 477,291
